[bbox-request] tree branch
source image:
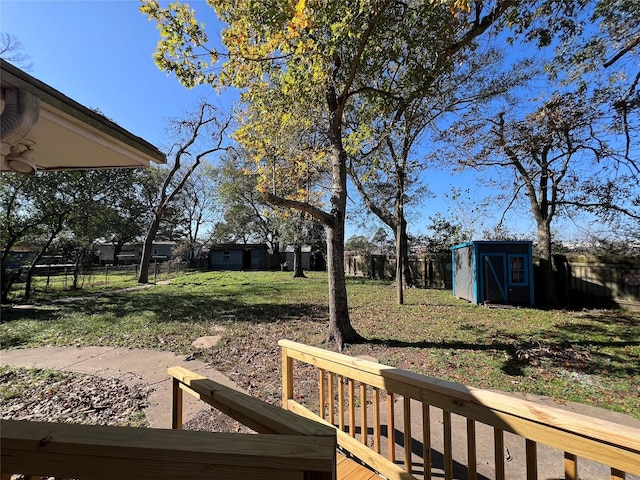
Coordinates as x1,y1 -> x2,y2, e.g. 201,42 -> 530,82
603,34 -> 640,68
262,191 -> 333,227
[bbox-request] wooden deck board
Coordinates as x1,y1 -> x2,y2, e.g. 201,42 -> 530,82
337,453 -> 381,480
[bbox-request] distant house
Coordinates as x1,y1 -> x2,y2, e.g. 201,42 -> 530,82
209,244 -> 269,270
97,241 -> 177,265
3,246 -> 38,269
451,241 -> 535,305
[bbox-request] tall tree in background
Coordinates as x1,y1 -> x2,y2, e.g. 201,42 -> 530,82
0,173 -> 50,301
419,213 -> 473,253
0,172 -> 84,300
98,169 -> 151,265
142,0 -> 516,349
53,170 -> 134,291
546,0 -> 639,167
348,45 -> 521,304
210,150 -> 282,250
348,100 -> 431,304
0,33 -> 32,70
138,102 -> 231,283
171,168 -> 220,264
236,98 -> 331,277
1,170 -> 148,300
436,0 -> 639,303
446,89 -> 628,304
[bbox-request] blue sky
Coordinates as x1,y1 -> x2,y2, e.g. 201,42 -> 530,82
1,0 -> 230,153
2,0 -> 593,244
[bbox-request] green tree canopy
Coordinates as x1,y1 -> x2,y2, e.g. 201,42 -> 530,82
141,0 -> 517,348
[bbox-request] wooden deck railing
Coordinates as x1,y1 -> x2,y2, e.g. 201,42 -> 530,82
1,419 -> 334,479
279,339 -> 640,480
1,366 -> 337,480
168,365 -> 335,438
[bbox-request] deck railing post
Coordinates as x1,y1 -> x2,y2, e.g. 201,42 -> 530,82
611,467 -> 626,480
443,410 -> 453,480
565,452 -> 578,480
319,369 -> 326,420
403,396 -> 412,474
171,377 -> 183,430
387,392 -> 396,463
526,439 -> 538,480
494,428 -> 505,480
328,373 -> 335,426
423,403 -> 432,480
282,346 -> 293,410
338,375 -> 345,431
373,387 -> 381,453
361,384 -> 368,445
348,379 -> 356,438
467,418 -> 477,480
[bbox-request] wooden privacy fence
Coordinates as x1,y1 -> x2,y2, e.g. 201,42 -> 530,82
279,340 -> 640,480
345,254 -> 452,289
345,253 -> 640,308
553,254 -> 640,308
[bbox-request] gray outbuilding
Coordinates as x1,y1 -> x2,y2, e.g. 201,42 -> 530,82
209,244 -> 269,270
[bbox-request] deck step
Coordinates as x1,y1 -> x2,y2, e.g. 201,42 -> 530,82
337,453 -> 382,480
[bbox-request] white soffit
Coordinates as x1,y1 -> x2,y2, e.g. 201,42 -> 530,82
1,59 -> 166,173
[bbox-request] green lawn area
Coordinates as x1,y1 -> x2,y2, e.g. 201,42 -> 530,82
1,270 -> 638,418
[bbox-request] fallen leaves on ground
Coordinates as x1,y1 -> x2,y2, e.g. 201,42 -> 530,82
0,367 -> 151,427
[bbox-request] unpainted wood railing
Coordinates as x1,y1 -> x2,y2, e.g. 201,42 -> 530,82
279,339 -> 640,480
1,418 -> 334,480
1,366 -> 337,480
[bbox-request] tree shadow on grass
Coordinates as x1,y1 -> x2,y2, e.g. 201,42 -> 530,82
364,324 -> 639,379
365,336 -> 509,352
1,289 -> 328,326
0,305 -> 62,323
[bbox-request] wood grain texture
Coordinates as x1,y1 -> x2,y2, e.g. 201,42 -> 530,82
1,419 -> 335,480
169,366 -> 332,437
279,340 -> 640,476
289,401 -> 415,480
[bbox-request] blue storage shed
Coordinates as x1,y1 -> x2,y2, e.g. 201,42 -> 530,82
451,241 -> 534,305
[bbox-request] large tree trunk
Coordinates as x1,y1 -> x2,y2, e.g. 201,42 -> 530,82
401,226 -> 413,288
71,246 -> 90,291
72,260 -> 81,290
293,243 -> 306,278
1,255 -> 14,303
323,222 -> 362,349
320,87 -> 363,350
24,219 -> 64,300
113,240 -> 125,266
396,220 -> 404,305
138,215 -> 161,284
536,220 -> 557,305
1,236 -> 20,303
397,208 -> 412,288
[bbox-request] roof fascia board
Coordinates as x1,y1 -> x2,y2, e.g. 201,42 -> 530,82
1,59 -> 166,164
